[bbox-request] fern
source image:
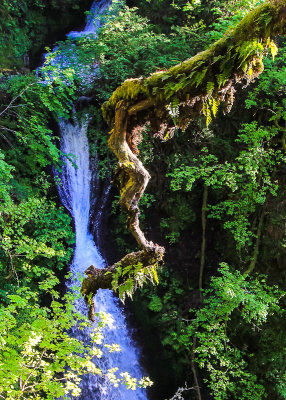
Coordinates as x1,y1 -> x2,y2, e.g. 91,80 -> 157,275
206,105 -> 212,126
206,81 -> 215,94
238,40 -> 264,68
202,100 -> 207,117
203,100 -> 212,126
170,97 -> 180,109
267,38 -> 278,61
194,67 -> 208,88
216,73 -> 223,88
212,97 -> 219,117
211,55 -> 224,65
111,261 -> 161,302
241,61 -> 248,73
216,71 -> 229,88
151,266 -> 159,285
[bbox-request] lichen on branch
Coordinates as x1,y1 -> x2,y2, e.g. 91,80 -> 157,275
81,0 -> 286,306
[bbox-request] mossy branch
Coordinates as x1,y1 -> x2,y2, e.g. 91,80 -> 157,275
81,246 -> 164,320
82,0 -> 286,309
103,0 -> 286,128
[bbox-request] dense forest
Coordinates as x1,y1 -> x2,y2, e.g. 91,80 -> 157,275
0,0 -> 286,399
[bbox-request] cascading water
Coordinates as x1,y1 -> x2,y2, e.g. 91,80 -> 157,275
68,0 -> 110,38
58,117 -> 148,400
55,2 -> 150,399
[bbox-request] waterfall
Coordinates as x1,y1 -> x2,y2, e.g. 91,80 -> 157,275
68,0 -> 110,38
58,116 -> 149,400
53,2 -> 150,397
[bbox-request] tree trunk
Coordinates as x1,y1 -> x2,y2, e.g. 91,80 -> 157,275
199,185 -> 208,299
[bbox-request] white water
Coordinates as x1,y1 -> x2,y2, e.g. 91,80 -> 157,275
54,3 -> 150,397
39,0 -> 110,90
68,0 -> 110,38
57,99 -> 148,400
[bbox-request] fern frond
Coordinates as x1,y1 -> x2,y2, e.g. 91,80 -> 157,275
212,97 -> 219,117
203,100 -> 212,126
206,81 -> 215,94
194,67 -> 208,88
267,38 -> 278,60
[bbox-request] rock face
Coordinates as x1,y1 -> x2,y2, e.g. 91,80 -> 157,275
89,154 -> 112,255
81,0 -> 286,305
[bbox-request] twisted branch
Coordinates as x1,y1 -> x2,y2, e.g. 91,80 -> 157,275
81,0 -> 286,306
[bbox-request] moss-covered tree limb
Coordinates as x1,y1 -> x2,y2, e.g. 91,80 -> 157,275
82,0 -> 286,303
82,246 -> 164,320
103,0 -> 286,126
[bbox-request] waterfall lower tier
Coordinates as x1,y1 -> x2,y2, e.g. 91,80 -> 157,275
57,118 -> 148,400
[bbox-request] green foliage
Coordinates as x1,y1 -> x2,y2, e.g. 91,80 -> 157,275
41,0 -> 197,101
87,109 -> 115,180
94,0 -> 174,92
103,0 -> 286,129
248,308 -> 286,399
134,268 -> 187,354
0,197 -> 74,297
0,72 -> 76,185
148,295 -> 163,312
139,193 -> 156,222
1,1 -> 286,399
126,26 -> 286,400
185,265 -> 282,400
136,0 -> 264,38
0,288 -> 152,399
245,38 -> 286,122
205,0 -> 265,43
136,265 -> 283,399
0,150 -> 14,204
0,289 -> 99,399
0,65 -> 152,397
0,0 -> 91,68
160,193 -> 195,243
0,71 -> 86,397
111,261 -> 160,302
168,119 -> 284,249
0,70 -> 77,295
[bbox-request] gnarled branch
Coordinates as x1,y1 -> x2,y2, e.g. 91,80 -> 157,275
82,0 -> 286,306
81,246 -> 164,321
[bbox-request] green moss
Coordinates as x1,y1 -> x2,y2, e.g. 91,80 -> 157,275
233,3 -> 276,41
102,78 -> 150,124
103,0 -> 286,127
146,2 -> 281,103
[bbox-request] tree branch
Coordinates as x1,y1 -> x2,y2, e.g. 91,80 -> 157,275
21,348 -> 46,392
0,83 -> 34,118
82,245 -> 164,321
82,0 -> 286,304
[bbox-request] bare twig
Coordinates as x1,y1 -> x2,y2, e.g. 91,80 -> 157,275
21,348 -> 46,392
0,83 -> 34,118
167,382 -> 197,400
